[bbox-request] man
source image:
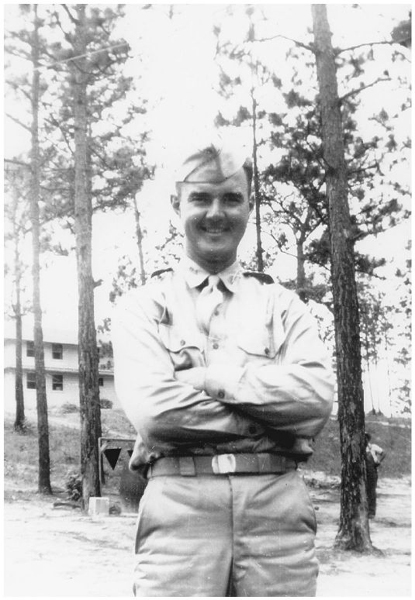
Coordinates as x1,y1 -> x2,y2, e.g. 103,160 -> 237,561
112,138 -> 334,597
365,432 -> 386,518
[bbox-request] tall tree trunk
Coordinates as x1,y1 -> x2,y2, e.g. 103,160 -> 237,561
252,92 -> 264,272
72,4 -> 102,510
30,4 -> 52,494
134,199 -> 146,286
249,21 -> 264,272
296,205 -> 313,301
296,238 -> 307,302
14,253 -> 25,431
10,176 -> 26,431
311,4 -> 373,551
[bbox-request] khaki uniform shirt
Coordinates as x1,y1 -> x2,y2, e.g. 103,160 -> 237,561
112,258 -> 334,471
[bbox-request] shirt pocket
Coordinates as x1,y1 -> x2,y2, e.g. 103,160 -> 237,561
236,327 -> 278,360
158,324 -> 205,369
236,307 -> 287,362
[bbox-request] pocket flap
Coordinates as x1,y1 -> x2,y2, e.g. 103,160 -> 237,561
237,330 -> 277,358
158,324 -> 202,353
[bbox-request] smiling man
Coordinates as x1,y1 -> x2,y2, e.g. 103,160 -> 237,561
171,146 -> 253,273
112,137 -> 334,597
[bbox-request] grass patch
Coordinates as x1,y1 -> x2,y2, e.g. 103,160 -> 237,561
305,415 -> 411,478
4,407 -> 136,494
4,409 -> 411,495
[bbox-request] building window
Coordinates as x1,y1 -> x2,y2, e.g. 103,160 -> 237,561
26,341 -> 35,357
52,343 -> 63,360
98,377 -> 104,387
52,374 -> 63,391
27,372 -> 36,389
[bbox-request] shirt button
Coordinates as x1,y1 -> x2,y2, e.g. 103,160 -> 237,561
180,340 -> 186,346
212,342 -> 219,349
218,390 -> 225,399
264,347 -> 270,355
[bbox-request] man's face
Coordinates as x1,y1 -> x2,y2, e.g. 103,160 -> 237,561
172,169 -> 253,272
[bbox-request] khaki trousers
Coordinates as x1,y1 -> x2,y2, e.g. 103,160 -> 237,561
133,470 -> 318,597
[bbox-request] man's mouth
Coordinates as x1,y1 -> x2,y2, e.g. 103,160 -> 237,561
202,226 -> 228,234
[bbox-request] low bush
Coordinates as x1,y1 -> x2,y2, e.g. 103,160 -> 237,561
60,403 -> 79,414
65,470 -> 82,501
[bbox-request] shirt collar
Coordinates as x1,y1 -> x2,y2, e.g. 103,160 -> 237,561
178,256 -> 242,293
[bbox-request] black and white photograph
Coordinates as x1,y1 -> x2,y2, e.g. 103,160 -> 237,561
3,2 -> 411,597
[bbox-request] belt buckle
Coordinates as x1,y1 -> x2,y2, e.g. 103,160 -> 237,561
212,454 -> 236,474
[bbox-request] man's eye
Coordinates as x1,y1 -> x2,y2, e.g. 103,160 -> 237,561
224,194 -> 242,204
190,193 -> 210,203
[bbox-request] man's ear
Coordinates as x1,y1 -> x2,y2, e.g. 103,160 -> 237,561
170,194 -> 181,216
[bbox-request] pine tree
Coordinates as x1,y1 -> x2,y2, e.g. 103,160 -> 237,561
45,3 -> 152,508
213,5 -> 410,302
65,4 -> 102,507
30,4 -> 52,495
312,3 -> 373,552
4,163 -> 31,432
35,4 -> 153,312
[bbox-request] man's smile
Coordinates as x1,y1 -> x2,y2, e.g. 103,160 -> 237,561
172,169 -> 253,271
201,224 -> 230,234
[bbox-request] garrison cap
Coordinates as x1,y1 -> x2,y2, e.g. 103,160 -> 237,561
175,135 -> 252,184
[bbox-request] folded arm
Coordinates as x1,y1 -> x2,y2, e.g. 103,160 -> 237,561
112,292 -> 254,449
178,294 -> 334,438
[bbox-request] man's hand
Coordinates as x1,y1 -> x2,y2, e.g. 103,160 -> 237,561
176,367 -> 207,391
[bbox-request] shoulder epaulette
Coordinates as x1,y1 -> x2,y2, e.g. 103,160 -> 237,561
243,271 -> 274,284
151,267 -> 174,279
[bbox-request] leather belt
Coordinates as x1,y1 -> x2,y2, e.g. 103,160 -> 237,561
147,453 -> 297,478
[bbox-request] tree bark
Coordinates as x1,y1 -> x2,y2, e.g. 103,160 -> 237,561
30,4 -> 52,494
248,20 -> 264,273
134,199 -> 147,286
72,4 -> 102,510
296,238 -> 307,302
10,176 -> 26,431
311,4 -> 373,551
252,92 -> 264,272
14,263 -> 25,431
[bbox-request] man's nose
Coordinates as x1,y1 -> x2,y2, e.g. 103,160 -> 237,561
206,198 -> 224,218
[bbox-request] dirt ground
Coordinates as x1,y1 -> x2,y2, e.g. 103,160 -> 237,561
3,473 -> 412,598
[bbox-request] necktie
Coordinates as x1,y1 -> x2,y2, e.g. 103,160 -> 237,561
196,275 -> 224,333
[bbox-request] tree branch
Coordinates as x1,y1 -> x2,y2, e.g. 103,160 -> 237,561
4,158 -> 31,169
339,77 -> 391,103
336,39 -> 410,56
61,4 -> 79,25
256,33 -> 313,53
4,46 -> 31,62
5,112 -> 31,133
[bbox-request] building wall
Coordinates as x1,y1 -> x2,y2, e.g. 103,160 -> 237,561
20,371 -> 81,407
3,338 -> 118,412
98,373 -> 117,405
4,338 -> 79,370
4,368 -> 118,412
4,339 -> 15,366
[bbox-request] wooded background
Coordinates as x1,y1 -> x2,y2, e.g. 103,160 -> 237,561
4,3 -> 411,550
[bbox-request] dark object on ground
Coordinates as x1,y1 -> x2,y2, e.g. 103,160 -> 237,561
100,399 -> 113,409
53,500 -> 81,510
